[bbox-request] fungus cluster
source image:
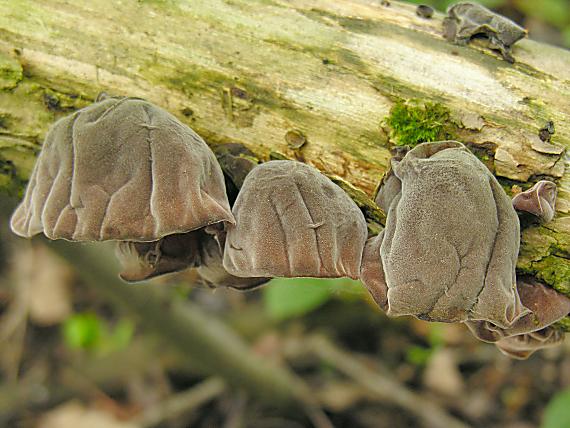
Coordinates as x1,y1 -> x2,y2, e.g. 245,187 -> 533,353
362,141 -> 569,359
10,96 -> 257,288
11,97 -> 568,360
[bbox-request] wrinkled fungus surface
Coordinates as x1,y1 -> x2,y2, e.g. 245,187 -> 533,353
495,327 -> 564,359
11,97 -> 234,242
198,233 -> 270,290
512,180 -> 557,223
443,2 -> 527,63
466,276 -> 570,343
362,141 -> 525,325
223,160 -> 368,279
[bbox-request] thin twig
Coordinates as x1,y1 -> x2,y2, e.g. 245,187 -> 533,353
0,244 -> 32,382
46,239 -> 330,424
305,335 -> 471,428
135,377 -> 226,428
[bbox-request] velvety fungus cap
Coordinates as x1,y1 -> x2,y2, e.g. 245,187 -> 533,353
11,97 -> 234,242
361,141 -> 525,326
223,160 -> 368,279
512,180 -> 557,223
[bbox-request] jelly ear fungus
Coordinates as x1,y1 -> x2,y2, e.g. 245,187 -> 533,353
10,96 -> 235,282
362,140 -> 569,359
361,141 -> 525,326
443,2 -> 527,63
223,160 -> 368,280
512,180 -> 558,223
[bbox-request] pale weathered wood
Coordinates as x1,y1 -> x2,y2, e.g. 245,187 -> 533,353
0,0 -> 568,298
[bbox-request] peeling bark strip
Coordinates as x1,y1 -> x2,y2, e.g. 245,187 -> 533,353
0,1 -> 568,301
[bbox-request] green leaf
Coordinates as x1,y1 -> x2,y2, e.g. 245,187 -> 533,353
264,277 -> 366,321
562,27 -> 570,49
62,313 -> 102,350
325,277 -> 367,300
428,323 -> 446,347
406,345 -> 434,366
516,0 -> 570,29
264,278 -> 332,320
63,313 -> 135,354
263,278 -> 333,321
542,388 -> 570,428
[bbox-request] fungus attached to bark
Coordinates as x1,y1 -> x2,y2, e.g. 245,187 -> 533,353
512,180 -> 557,223
465,276 -> 570,343
443,2 -> 527,63
361,141 -> 526,326
11,96 -> 235,281
495,327 -> 564,360
360,231 -> 388,311
374,163 -> 402,213
539,120 -> 555,142
116,231 -> 204,282
223,160 -> 368,279
197,232 -> 270,290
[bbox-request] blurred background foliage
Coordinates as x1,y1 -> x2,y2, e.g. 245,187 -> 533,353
1,1 -> 570,428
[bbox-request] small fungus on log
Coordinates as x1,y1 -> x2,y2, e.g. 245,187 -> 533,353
443,2 -> 527,63
511,180 -> 558,223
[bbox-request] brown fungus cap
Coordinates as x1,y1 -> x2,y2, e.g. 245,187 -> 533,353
116,231 -> 205,282
223,160 -> 368,279
197,233 -> 270,290
374,164 -> 402,213
465,276 -> 570,343
11,97 -> 234,242
361,141 -> 526,326
360,231 -> 388,311
494,327 -> 565,360
512,180 -> 557,223
443,2 -> 527,63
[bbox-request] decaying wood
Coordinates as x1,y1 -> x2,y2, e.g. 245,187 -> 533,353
0,1 -> 568,300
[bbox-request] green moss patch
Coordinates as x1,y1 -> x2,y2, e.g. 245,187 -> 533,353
518,255 -> 570,296
517,223 -> 570,298
0,135 -> 38,197
553,316 -> 570,333
42,88 -> 90,112
0,154 -> 28,198
385,101 -> 453,147
533,256 -> 570,295
0,52 -> 23,90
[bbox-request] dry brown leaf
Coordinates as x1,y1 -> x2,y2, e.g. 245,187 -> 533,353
37,401 -> 140,428
423,348 -> 465,397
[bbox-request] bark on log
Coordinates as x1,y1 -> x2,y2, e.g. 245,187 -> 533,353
0,1 -> 568,309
